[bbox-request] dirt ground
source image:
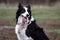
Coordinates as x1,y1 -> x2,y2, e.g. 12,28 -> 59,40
0,19 -> 60,40
37,19 -> 60,29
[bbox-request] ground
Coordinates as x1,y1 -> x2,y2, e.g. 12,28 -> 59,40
0,19 -> 60,40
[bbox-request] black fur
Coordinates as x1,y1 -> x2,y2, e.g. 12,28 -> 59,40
26,20 -> 49,40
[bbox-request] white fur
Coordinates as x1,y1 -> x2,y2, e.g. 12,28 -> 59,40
17,16 -> 23,24
21,7 -> 29,17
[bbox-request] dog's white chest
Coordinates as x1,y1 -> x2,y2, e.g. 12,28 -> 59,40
20,26 -> 33,40
15,24 -> 33,40
20,27 -> 28,39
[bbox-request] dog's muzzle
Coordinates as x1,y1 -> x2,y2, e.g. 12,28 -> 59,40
21,14 -> 30,26
22,17 -> 27,24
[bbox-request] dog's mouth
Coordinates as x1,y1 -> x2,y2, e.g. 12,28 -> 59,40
22,17 -> 27,26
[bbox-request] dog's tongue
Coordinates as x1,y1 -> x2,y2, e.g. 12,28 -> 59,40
22,17 -> 27,25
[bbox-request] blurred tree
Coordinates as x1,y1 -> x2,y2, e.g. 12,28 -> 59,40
0,0 -> 59,5
49,0 -> 57,6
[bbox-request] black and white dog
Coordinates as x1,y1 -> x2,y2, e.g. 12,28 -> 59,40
15,3 -> 49,40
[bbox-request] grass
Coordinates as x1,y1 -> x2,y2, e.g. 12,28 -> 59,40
54,29 -> 60,34
31,6 -> 60,19
0,5 -> 17,19
0,5 -> 60,20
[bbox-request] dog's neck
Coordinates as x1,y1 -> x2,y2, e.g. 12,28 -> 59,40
28,16 -> 34,24
17,16 -> 34,29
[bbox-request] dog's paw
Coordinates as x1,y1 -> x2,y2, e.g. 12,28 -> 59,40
27,37 -> 33,40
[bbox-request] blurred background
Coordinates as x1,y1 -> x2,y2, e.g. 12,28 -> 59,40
0,0 -> 60,40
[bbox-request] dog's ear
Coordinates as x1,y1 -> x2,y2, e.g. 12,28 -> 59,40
26,4 -> 31,9
18,3 -> 22,8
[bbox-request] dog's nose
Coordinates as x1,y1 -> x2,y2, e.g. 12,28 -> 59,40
26,14 -> 29,17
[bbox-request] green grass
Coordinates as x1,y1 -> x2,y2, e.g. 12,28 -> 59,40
31,6 -> 60,19
0,5 -> 17,19
53,29 -> 60,34
0,5 -> 60,20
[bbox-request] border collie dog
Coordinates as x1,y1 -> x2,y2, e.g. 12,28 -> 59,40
15,3 -> 49,40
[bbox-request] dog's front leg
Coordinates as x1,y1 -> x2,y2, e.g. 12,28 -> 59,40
15,25 -> 23,40
16,33 -> 23,40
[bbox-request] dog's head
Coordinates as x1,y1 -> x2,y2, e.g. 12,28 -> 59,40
16,3 -> 31,25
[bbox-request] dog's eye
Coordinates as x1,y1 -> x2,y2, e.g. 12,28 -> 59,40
27,9 -> 31,13
21,9 -> 25,13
